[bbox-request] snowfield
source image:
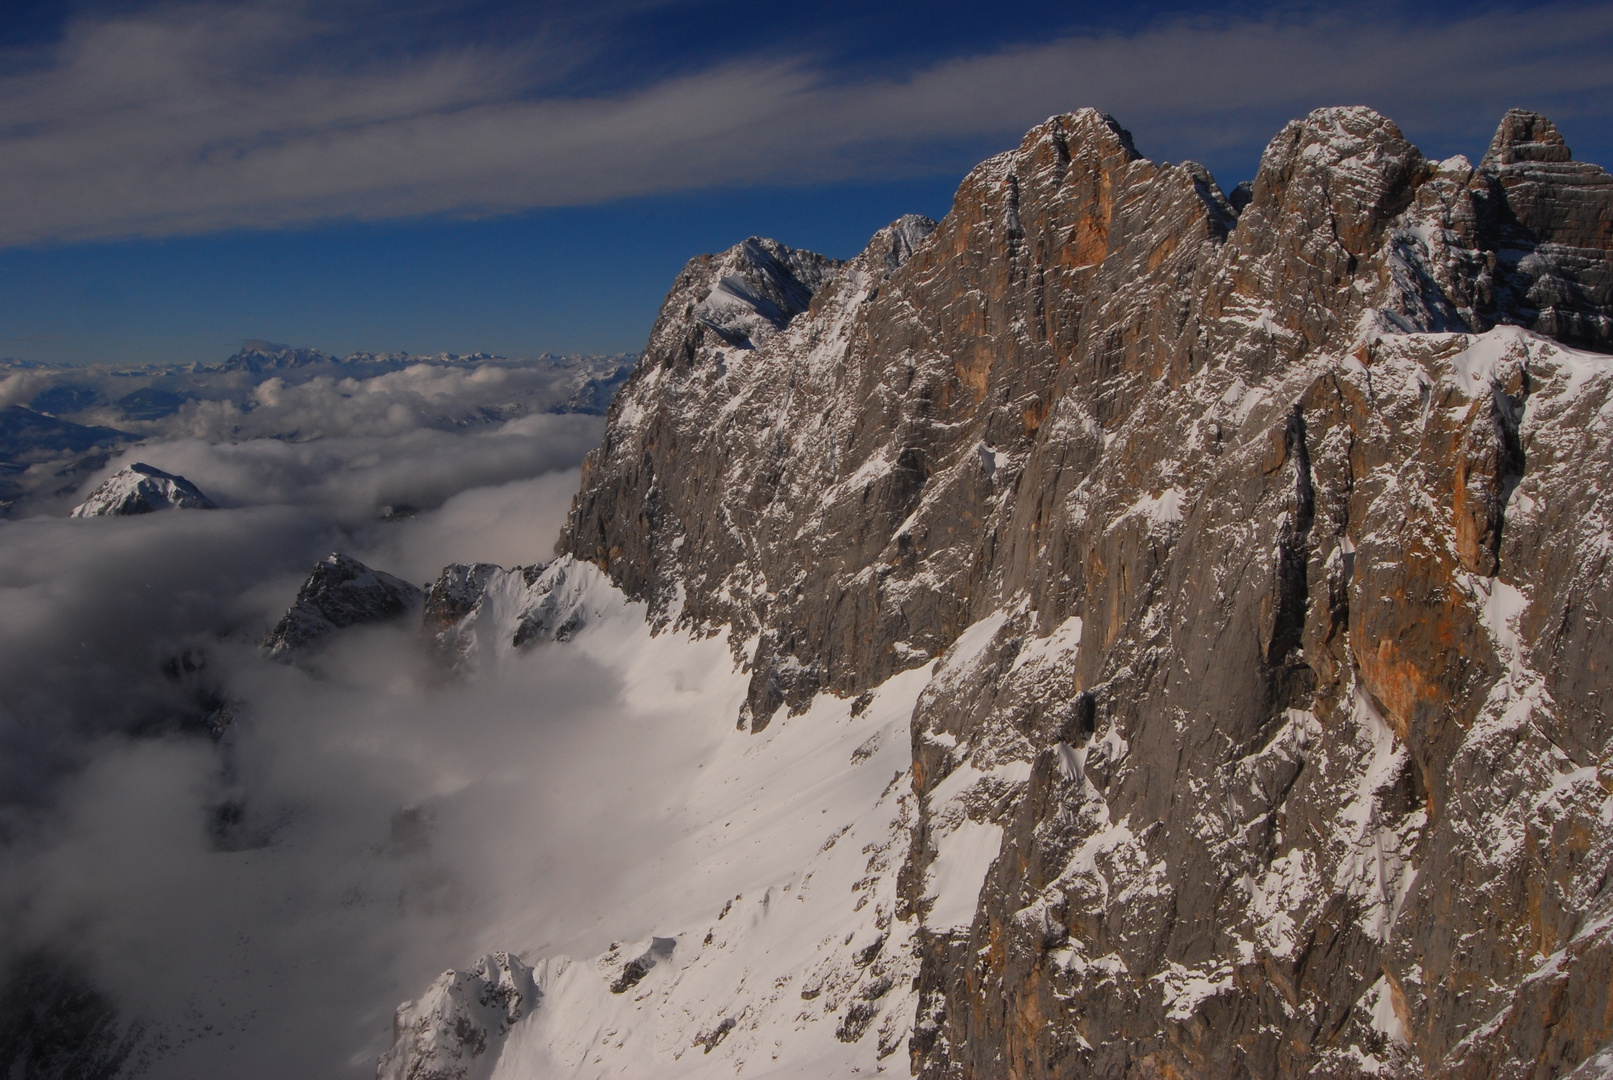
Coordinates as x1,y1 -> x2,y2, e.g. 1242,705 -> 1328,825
382,563 -> 943,1078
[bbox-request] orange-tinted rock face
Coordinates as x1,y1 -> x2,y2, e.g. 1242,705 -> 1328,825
563,107 -> 1613,1077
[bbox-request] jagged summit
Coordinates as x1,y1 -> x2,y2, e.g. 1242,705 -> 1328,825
1483,107 -> 1574,166
539,105 -> 1613,1079
1019,106 -> 1141,162
69,462 -> 216,517
690,237 -> 837,349
869,212 -> 940,272
643,236 -> 841,366
263,553 -> 422,659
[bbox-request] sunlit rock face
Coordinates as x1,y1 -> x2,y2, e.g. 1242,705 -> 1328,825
69,462 -> 216,517
377,953 -> 538,1080
557,107 -> 1613,1078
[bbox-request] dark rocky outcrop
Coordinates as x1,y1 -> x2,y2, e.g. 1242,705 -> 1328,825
0,951 -> 147,1080
263,553 -> 423,659
560,106 -> 1613,1078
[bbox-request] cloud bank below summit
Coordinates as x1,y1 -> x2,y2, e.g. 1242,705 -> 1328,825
0,480 -> 688,1078
2,1 -> 1610,245
0,365 -> 625,1076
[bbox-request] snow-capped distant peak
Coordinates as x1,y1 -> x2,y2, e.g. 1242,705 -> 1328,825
69,462 -> 217,517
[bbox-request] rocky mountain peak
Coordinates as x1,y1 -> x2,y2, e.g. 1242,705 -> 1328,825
556,104 -> 1613,1078
1021,107 -> 1141,165
866,212 -> 939,274
262,553 -> 422,659
68,462 -> 216,517
1241,105 -> 1427,259
1466,109 -> 1613,351
645,236 -> 841,365
1482,107 -> 1574,166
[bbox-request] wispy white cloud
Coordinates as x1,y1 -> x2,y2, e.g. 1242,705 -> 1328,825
100,413 -> 603,525
1,1 -> 1610,245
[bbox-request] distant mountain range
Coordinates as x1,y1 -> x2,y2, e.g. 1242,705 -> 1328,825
0,347 -> 633,515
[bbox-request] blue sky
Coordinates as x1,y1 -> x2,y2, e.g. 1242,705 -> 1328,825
2,0 -> 1611,366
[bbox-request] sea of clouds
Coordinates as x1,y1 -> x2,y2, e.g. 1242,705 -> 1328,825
0,359 -> 704,1077
0,349 -> 630,518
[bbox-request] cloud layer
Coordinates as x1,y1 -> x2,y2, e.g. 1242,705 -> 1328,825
0,365 -> 641,1075
3,353 -> 622,517
2,1 -> 1610,245
159,362 -> 619,442
0,481 -> 704,1076
99,414 -> 600,521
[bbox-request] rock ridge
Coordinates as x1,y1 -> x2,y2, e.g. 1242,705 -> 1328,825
262,553 -> 423,659
556,104 -> 1613,1078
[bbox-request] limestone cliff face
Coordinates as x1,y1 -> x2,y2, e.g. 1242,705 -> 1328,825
560,107 -> 1613,1078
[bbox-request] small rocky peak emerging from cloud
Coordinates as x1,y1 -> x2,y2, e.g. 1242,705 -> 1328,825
422,555 -> 602,669
69,462 -> 217,517
263,552 -> 423,659
376,952 -> 538,1080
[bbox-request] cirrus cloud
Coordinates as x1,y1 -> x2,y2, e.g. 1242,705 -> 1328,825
0,1 -> 1609,246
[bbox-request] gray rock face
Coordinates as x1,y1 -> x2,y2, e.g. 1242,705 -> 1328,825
69,462 -> 216,517
560,107 -> 1613,1078
263,553 -> 423,658
421,555 -> 601,667
376,953 -> 538,1080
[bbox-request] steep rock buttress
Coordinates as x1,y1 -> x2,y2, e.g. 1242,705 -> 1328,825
556,107 -> 1613,1078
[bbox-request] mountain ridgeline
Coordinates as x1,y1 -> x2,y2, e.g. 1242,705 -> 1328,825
557,107 -> 1613,1077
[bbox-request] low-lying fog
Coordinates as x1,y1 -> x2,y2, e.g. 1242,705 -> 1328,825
0,360 -> 709,1077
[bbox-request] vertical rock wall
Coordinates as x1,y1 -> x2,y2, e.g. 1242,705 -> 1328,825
560,107 -> 1613,1078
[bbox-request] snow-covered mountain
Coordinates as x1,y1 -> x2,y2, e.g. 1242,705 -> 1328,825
69,462 -> 216,517
374,106 -> 1613,1078
1,348 -> 632,516
10,104 -> 1610,1080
